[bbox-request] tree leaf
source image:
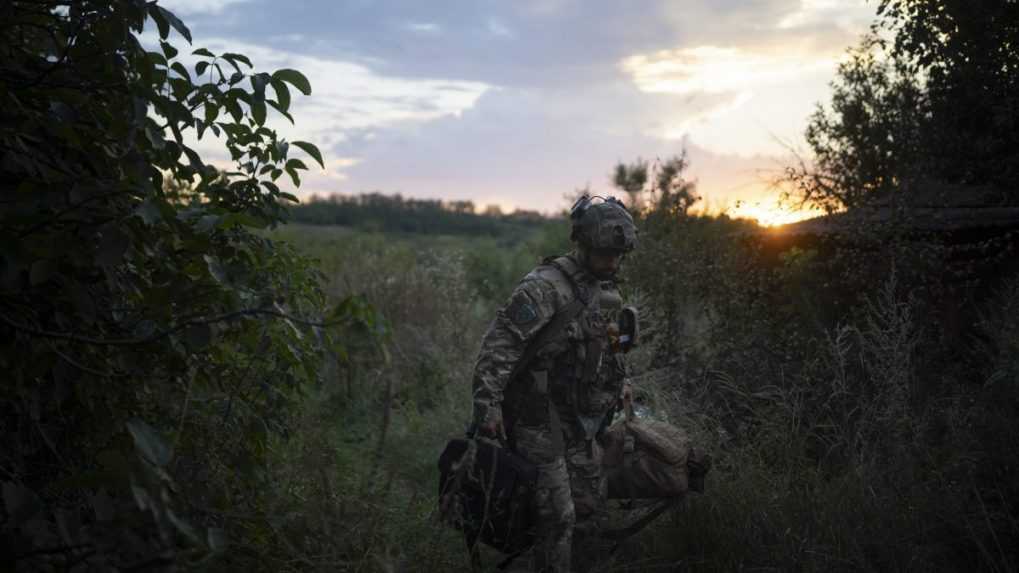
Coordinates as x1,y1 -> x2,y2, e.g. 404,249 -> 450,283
126,419 -> 173,467
149,5 -> 170,40
285,158 -> 308,172
207,527 -> 228,552
260,180 -> 281,196
204,103 -> 219,124
192,47 -> 215,58
170,61 -> 191,84
267,99 -> 294,124
285,164 -> 301,187
96,227 -> 129,267
272,68 -> 311,96
222,52 -> 253,70
270,77 -> 291,111
160,41 -> 178,60
155,6 -> 192,44
204,255 -> 229,284
291,141 -> 324,168
252,99 -> 266,126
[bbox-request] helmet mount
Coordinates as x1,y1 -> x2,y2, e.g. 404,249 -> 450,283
569,194 -> 638,254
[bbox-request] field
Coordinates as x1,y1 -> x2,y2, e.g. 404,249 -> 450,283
262,217 -> 1019,572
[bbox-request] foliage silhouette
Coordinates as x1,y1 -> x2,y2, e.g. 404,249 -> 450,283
0,1 -> 378,569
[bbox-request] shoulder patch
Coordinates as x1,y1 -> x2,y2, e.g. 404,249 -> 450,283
507,292 -> 539,325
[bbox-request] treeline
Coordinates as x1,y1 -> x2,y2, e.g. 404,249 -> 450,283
290,192 -> 560,239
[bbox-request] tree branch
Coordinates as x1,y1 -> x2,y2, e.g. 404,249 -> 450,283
1,306 -> 343,347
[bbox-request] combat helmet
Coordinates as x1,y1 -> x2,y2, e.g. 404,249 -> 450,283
569,194 -> 638,252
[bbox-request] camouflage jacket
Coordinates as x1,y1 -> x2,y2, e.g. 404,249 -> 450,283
471,254 -> 627,435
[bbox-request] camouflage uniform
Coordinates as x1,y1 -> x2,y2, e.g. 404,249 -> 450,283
472,253 -> 629,572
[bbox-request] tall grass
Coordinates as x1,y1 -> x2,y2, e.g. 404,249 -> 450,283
250,222 -> 1018,572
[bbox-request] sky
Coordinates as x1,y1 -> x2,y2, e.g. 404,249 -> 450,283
159,0 -> 879,225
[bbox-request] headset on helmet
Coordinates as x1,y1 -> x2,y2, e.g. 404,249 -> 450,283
569,194 -> 637,252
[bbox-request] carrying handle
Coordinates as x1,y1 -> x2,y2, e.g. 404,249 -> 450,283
622,383 -> 635,423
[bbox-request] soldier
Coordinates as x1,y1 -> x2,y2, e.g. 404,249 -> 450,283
471,195 -> 638,572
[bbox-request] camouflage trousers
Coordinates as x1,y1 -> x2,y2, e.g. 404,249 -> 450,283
513,420 -> 607,573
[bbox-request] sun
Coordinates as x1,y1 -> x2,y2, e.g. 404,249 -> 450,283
730,199 -> 821,227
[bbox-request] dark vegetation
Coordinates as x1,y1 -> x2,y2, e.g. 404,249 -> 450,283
290,193 -> 555,240
2,0 -> 1018,572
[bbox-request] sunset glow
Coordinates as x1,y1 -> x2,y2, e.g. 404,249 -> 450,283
163,0 -> 879,213
729,198 -> 822,227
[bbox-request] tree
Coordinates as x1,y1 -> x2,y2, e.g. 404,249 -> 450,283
785,36 -> 926,212
0,1 -> 376,569
612,153 -> 699,215
788,0 -> 1019,211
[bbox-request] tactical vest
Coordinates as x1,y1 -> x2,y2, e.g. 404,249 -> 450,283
505,255 -> 629,453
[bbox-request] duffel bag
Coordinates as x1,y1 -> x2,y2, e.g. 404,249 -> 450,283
601,399 -> 711,499
437,437 -> 537,554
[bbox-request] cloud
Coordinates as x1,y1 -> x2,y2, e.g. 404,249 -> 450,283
486,19 -> 514,38
621,45 -> 838,95
157,0 -> 251,16
159,0 -> 879,212
778,0 -> 875,31
193,38 -> 491,147
402,21 -> 442,35
158,36 -> 490,198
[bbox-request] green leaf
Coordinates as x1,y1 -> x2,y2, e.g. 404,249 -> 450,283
260,180 -> 281,195
146,50 -> 167,67
135,199 -> 164,225
207,528 -> 228,552
272,68 -> 311,96
192,47 -> 216,58
270,78 -> 291,111
170,61 -> 192,83
160,41 -> 178,59
267,99 -> 294,124
252,99 -> 266,126
196,60 -> 210,76
126,419 -> 173,467
145,124 -> 166,149
222,52 -> 253,71
291,141 -> 324,168
250,72 -> 269,102
183,146 -> 205,174
96,227 -> 129,267
156,6 -> 192,44
149,6 -> 170,40
224,98 -> 243,122
285,165 -> 301,187
285,158 -> 308,171
204,255 -> 229,284
204,103 -> 219,124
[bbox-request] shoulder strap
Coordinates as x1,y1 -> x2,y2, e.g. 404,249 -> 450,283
509,257 -> 589,381
509,297 -> 584,382
544,255 -> 592,305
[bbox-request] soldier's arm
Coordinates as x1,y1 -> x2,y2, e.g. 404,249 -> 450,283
471,276 -> 559,434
